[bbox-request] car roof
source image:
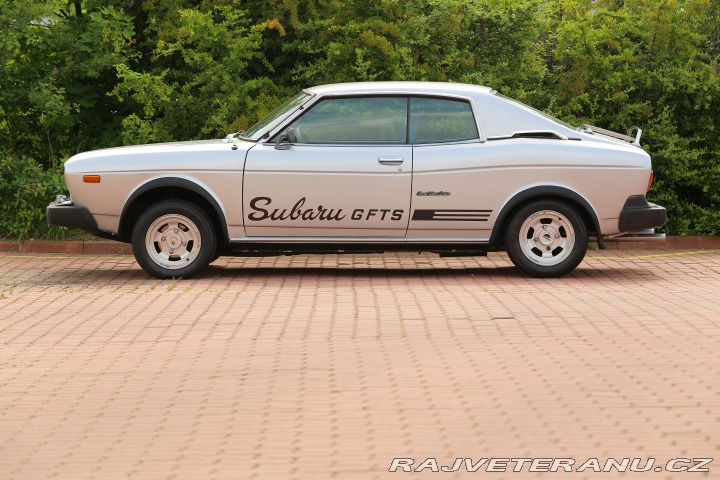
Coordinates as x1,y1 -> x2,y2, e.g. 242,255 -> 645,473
305,81 -> 493,97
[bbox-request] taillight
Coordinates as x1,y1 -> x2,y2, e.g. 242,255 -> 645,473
647,171 -> 654,191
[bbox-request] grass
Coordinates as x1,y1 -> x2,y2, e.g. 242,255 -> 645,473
1,229 -> 105,243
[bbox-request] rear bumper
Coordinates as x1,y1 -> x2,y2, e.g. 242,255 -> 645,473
618,195 -> 667,232
46,201 -> 98,232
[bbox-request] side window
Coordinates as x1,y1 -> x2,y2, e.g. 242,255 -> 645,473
279,97 -> 408,144
409,97 -> 479,144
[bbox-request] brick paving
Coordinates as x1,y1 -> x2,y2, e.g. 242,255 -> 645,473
0,250 -> 718,480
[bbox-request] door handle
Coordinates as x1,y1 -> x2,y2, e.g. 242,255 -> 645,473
378,156 -> 404,166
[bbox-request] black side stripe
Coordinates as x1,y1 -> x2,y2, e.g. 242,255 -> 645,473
412,209 -> 492,221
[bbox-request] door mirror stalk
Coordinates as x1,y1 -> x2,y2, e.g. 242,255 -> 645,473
275,128 -> 297,150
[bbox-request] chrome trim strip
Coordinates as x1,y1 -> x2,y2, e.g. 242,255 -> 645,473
412,164 -> 642,175
229,236 -> 491,244
487,130 -> 570,141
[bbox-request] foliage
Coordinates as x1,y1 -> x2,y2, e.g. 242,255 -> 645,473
542,0 -> 720,234
110,3 -> 289,144
0,154 -> 67,240
1,1 -> 136,162
0,0 -> 718,237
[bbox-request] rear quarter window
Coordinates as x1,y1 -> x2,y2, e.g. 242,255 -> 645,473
409,97 -> 478,144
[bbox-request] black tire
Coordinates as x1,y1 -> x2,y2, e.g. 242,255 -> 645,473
505,200 -> 588,278
132,200 -> 216,279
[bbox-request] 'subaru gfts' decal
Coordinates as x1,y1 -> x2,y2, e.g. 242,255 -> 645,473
248,197 -> 404,222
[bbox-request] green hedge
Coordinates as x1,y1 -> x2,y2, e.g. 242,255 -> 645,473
1,0 -> 718,238
0,155 -> 67,240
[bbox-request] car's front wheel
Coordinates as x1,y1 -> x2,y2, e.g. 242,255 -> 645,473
505,200 -> 588,278
132,200 -> 216,279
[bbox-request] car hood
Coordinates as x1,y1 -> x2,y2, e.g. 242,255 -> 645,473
65,138 -> 254,174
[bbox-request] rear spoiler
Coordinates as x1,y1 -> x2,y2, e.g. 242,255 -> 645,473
580,125 -> 642,147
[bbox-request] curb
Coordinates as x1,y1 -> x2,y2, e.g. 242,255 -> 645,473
0,240 -> 133,255
601,236 -> 720,250
1,236 -> 720,255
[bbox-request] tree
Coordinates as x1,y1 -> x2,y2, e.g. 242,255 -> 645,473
1,0 -> 718,238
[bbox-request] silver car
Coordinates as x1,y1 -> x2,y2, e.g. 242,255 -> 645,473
47,82 -> 666,278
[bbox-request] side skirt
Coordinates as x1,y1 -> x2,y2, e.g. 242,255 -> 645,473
221,238 -> 492,257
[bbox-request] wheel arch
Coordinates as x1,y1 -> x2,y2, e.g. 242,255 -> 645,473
118,177 -> 229,245
490,185 -> 605,249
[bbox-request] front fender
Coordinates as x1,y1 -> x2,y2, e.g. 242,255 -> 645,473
119,177 -> 230,242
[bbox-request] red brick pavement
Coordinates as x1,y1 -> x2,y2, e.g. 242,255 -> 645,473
0,250 -> 718,479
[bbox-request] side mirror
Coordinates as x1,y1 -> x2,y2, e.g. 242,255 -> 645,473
274,128 -> 297,150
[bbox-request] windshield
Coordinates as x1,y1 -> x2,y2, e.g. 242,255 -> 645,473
242,91 -> 312,141
492,91 -> 576,130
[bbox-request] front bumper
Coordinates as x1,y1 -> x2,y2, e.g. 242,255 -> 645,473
618,195 -> 667,232
46,198 -> 98,232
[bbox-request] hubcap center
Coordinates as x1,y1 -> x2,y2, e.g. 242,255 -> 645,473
539,231 -> 554,246
166,234 -> 182,249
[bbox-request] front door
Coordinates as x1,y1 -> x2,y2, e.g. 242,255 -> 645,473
243,96 -> 412,238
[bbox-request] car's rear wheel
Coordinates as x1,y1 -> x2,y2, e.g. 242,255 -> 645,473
505,200 -> 587,277
132,200 -> 216,279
